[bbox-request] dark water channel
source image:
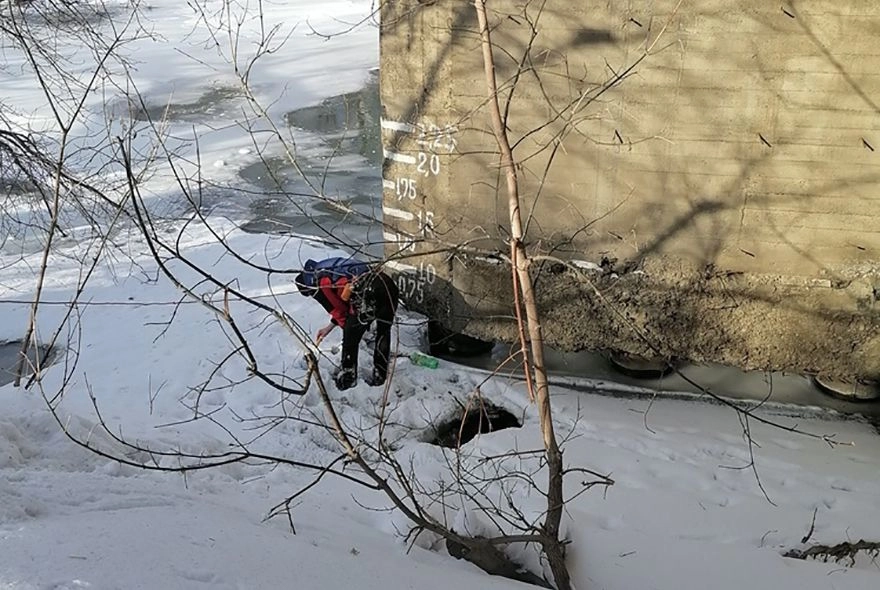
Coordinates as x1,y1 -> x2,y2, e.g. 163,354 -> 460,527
442,344 -> 880,422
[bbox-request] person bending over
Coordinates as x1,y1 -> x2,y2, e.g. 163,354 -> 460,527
295,257 -> 399,390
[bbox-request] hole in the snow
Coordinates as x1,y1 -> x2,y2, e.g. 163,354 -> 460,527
0,340 -> 58,387
429,403 -> 521,448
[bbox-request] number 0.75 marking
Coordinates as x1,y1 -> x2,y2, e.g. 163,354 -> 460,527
398,274 -> 424,303
416,152 -> 440,177
396,263 -> 437,304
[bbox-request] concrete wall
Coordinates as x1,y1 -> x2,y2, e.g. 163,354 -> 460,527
379,0 -> 880,380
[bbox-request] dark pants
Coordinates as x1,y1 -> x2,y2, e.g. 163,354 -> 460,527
340,272 -> 399,384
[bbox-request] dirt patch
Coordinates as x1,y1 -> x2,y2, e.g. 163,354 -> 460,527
419,253 -> 880,383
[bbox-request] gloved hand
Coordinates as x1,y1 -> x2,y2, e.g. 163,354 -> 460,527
333,368 -> 357,390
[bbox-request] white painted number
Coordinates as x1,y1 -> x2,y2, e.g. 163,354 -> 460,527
396,177 -> 417,200
416,124 -> 458,153
393,232 -> 416,252
418,210 -> 435,236
397,274 -> 424,303
418,262 -> 436,285
397,263 -> 436,304
416,152 -> 441,177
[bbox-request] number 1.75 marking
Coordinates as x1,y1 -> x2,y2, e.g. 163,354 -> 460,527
396,177 -> 417,200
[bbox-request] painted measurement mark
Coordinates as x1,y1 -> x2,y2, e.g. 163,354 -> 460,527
382,206 -> 416,221
383,230 -> 417,252
384,260 -> 417,273
381,117 -> 457,303
415,124 -> 458,153
386,261 -> 436,281
381,176 -> 418,201
395,177 -> 418,199
417,209 -> 434,236
384,261 -> 437,304
380,119 -> 416,133
416,152 -> 441,176
383,147 -> 417,165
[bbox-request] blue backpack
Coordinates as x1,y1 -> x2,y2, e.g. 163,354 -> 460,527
302,257 -> 370,288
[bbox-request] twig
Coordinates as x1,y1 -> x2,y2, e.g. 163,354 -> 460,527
802,508 -> 819,544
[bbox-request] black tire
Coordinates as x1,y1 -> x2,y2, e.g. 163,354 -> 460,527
608,351 -> 675,379
812,376 -> 880,403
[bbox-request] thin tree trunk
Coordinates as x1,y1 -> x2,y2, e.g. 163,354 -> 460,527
14,142 -> 65,387
473,2 -> 570,588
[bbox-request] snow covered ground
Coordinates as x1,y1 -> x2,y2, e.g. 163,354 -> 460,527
1,2 -> 879,589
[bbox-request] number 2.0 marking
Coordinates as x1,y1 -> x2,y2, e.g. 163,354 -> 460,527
416,152 -> 440,177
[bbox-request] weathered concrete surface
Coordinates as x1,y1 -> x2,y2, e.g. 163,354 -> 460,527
380,0 -> 880,380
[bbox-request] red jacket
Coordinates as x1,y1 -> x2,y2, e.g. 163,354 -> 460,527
318,276 -> 352,327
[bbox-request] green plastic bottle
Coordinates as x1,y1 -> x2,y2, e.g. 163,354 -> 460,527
409,351 -> 440,369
